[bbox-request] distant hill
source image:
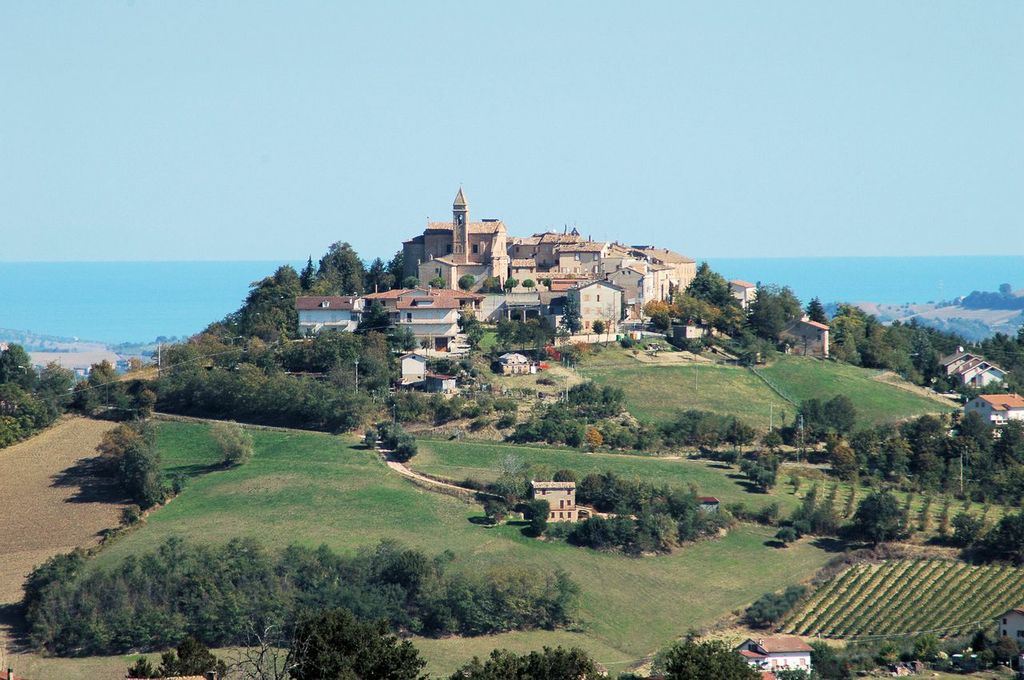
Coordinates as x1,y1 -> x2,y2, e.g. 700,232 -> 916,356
851,284 -> 1024,341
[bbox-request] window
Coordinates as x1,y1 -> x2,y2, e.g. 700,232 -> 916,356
1019,631 -> 1024,639
406,313 -> 412,322
549,512 -> 554,518
446,244 -> 452,254
472,244 -> 479,254
596,294 -> 601,302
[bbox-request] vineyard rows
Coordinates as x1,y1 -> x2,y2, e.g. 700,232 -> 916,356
782,559 -> 1024,638
787,476 -> 1014,537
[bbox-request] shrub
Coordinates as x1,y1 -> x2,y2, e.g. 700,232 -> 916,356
120,504 -> 142,526
745,585 -> 806,627
210,420 -> 254,467
525,499 -> 550,537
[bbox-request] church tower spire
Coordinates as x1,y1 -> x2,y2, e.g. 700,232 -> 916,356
452,187 -> 469,262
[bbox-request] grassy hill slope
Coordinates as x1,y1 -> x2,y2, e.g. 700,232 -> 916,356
410,438 -> 802,514
579,349 -> 952,430
91,421 -> 832,675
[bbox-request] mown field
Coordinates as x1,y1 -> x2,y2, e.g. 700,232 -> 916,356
84,421 -> 833,676
411,438 -> 803,514
783,559 -> 1024,639
578,348 -> 952,430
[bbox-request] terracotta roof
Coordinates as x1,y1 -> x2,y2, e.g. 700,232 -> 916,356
756,636 -> 814,653
698,496 -> 720,504
535,232 -> 584,244
738,649 -> 766,658
1005,606 -> 1024,616
632,246 -> 695,264
511,236 -> 540,246
556,242 -> 607,253
396,297 -> 461,310
295,296 -> 359,310
499,352 -> 530,363
510,258 -> 537,268
575,279 -> 624,293
803,320 -> 829,331
730,279 -> 756,288
426,220 -> 504,234
977,394 -> 1024,410
427,373 -> 455,380
531,480 -> 575,490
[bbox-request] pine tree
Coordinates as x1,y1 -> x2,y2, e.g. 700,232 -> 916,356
806,297 -> 828,323
299,256 -> 315,290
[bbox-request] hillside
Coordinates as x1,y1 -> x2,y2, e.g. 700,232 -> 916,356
87,421 -> 832,676
783,559 -> 1024,639
578,348 -> 953,430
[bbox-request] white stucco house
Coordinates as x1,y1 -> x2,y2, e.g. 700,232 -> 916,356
999,607 -> 1024,641
729,279 -> 758,309
296,296 -> 364,336
399,353 -> 428,385
966,394 -> 1024,426
736,636 -> 813,673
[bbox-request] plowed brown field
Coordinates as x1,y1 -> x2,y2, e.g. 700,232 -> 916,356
0,417 -> 125,638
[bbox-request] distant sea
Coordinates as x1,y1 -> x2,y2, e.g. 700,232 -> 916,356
1,257 -> 1021,345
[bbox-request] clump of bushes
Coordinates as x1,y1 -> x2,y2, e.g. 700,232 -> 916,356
210,420 -> 254,467
744,585 -> 806,628
374,421 -> 418,462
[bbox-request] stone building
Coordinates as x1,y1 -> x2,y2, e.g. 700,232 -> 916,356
403,188 -> 509,290
530,480 -> 577,522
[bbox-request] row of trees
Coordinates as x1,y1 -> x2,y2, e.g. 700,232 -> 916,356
25,538 -> 579,656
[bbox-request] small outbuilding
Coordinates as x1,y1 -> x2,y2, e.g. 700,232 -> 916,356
399,352 -> 428,385
497,352 -> 532,375
698,496 -> 720,513
425,373 -> 457,393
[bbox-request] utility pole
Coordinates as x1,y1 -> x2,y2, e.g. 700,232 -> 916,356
354,358 -> 359,391
694,364 -> 699,393
798,414 -> 805,463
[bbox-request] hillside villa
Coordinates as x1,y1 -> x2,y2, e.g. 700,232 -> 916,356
736,636 -> 813,674
497,352 -> 532,375
296,295 -> 365,336
530,480 -> 578,522
941,350 -> 1007,388
362,288 -> 482,351
965,394 -> 1024,426
730,279 -> 757,309
780,318 -> 830,358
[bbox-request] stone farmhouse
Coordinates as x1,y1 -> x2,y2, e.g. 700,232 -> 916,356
965,393 -> 1024,426
736,636 -> 813,674
530,480 -> 578,523
402,189 -> 696,309
780,318 -> 830,358
569,280 -> 624,333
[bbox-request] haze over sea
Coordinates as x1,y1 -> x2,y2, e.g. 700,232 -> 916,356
1,257 -> 1021,345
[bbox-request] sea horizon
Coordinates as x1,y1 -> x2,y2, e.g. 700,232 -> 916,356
2,255 -> 1022,346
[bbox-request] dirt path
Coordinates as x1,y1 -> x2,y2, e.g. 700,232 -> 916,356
0,417 -> 125,646
384,458 -> 480,494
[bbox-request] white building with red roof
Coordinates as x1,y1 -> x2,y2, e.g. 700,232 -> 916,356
362,288 -> 482,352
296,296 -> 365,336
966,394 -> 1024,426
729,279 -> 758,309
736,636 -> 813,673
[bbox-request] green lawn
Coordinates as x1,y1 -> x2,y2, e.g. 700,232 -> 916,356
579,348 -> 951,430
90,421 -> 833,676
411,438 -> 801,514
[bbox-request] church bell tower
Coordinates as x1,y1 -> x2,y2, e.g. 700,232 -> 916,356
452,187 -> 469,262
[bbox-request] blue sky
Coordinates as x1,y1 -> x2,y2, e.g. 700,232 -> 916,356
1,2 -> 1021,262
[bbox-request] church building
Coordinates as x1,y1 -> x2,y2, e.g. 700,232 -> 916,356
403,188 -> 509,290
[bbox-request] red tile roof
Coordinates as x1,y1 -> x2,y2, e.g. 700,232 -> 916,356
698,496 -> 720,504
757,635 -> 814,653
978,394 -> 1024,410
295,296 -> 359,310
804,320 -> 829,331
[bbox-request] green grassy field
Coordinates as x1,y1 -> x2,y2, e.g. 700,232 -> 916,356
411,438 -> 802,514
578,348 -> 952,430
87,421 -> 834,676
782,559 -> 1024,639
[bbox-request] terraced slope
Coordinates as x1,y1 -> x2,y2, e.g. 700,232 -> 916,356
783,559 -> 1024,638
